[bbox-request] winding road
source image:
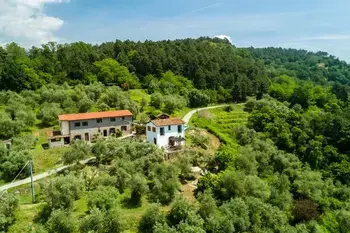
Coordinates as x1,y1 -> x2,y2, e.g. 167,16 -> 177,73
0,105 -> 226,192
182,105 -> 227,123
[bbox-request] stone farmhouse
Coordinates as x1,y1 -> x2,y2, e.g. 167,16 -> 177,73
48,110 -> 133,148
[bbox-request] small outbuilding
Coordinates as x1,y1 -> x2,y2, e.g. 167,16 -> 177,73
146,118 -> 186,149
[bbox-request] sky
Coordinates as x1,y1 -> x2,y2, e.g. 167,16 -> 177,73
1,0 -> 350,61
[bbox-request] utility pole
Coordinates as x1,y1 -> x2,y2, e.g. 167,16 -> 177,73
29,159 -> 35,203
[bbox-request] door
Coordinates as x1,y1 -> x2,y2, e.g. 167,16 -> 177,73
153,138 -> 157,145
169,137 -> 175,147
85,133 -> 89,141
109,128 -> 116,135
103,130 -> 108,137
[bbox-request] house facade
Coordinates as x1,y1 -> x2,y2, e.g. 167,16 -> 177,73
48,110 -> 133,148
146,118 -> 186,149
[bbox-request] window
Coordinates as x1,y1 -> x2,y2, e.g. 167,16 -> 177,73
122,116 -> 125,121
97,118 -> 103,123
121,126 -> 127,131
51,138 -> 61,142
160,127 -> 165,136
147,126 -> 151,131
178,125 -> 182,133
168,125 -> 171,130
82,122 -> 88,126
152,127 -> 156,132
74,122 -> 81,127
110,117 -> 116,122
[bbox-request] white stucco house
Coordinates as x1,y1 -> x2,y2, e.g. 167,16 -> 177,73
48,110 -> 133,148
146,118 -> 186,149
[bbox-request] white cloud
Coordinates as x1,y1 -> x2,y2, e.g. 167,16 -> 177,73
214,34 -> 232,43
0,0 -> 70,47
191,3 -> 224,13
301,34 -> 350,41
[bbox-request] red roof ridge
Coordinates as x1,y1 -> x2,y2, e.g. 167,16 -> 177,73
58,110 -> 133,121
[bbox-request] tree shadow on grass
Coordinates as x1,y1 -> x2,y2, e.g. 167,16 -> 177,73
34,204 -> 52,224
120,195 -> 142,209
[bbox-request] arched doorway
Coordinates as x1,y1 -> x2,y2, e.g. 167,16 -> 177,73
85,133 -> 90,141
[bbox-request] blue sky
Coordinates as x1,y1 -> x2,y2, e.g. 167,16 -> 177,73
2,0 -> 350,61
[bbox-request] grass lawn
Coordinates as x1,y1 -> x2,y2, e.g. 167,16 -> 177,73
30,127 -> 68,174
173,107 -> 191,119
7,182 -> 45,233
190,104 -> 249,151
129,89 -> 151,103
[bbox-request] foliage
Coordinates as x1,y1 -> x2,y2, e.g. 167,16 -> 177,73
129,173 -> 149,206
148,164 -> 180,205
0,145 -> 31,181
41,174 -> 83,210
188,89 -> 210,108
0,193 -> 19,232
87,186 -> 119,211
139,204 -> 166,233
94,58 -> 140,88
79,207 -> 125,233
46,209 -> 76,233
37,103 -> 62,126
63,140 -> 91,164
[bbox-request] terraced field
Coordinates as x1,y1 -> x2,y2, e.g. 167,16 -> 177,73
190,104 -> 249,150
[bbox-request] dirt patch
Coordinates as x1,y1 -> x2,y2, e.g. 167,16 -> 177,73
187,128 -> 220,150
206,132 -> 220,150
181,180 -> 198,202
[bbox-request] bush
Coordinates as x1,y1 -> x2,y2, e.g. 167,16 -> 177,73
41,174 -> 83,210
63,140 -> 91,165
293,199 -> 320,224
139,204 -> 166,233
116,129 -> 123,137
0,149 -> 31,182
129,173 -> 149,206
37,103 -> 62,127
223,105 -> 233,112
150,93 -> 163,109
87,186 -> 119,211
136,125 -> 146,135
46,209 -> 76,233
0,193 -> 19,232
149,165 -> 180,205
188,89 -> 210,108
191,133 -> 210,150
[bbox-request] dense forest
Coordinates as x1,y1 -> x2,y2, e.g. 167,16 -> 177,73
0,38 -> 267,97
248,47 -> 350,85
1,38 -> 350,232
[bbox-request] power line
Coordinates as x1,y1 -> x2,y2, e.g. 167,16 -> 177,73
0,160 -> 30,199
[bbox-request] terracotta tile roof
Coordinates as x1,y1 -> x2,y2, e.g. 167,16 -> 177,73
150,118 -> 185,127
58,110 -> 133,121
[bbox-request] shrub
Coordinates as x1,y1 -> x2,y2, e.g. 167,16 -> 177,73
0,193 -> 19,232
46,209 -> 76,233
139,204 -> 166,233
87,186 -> 119,211
224,105 -> 233,112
